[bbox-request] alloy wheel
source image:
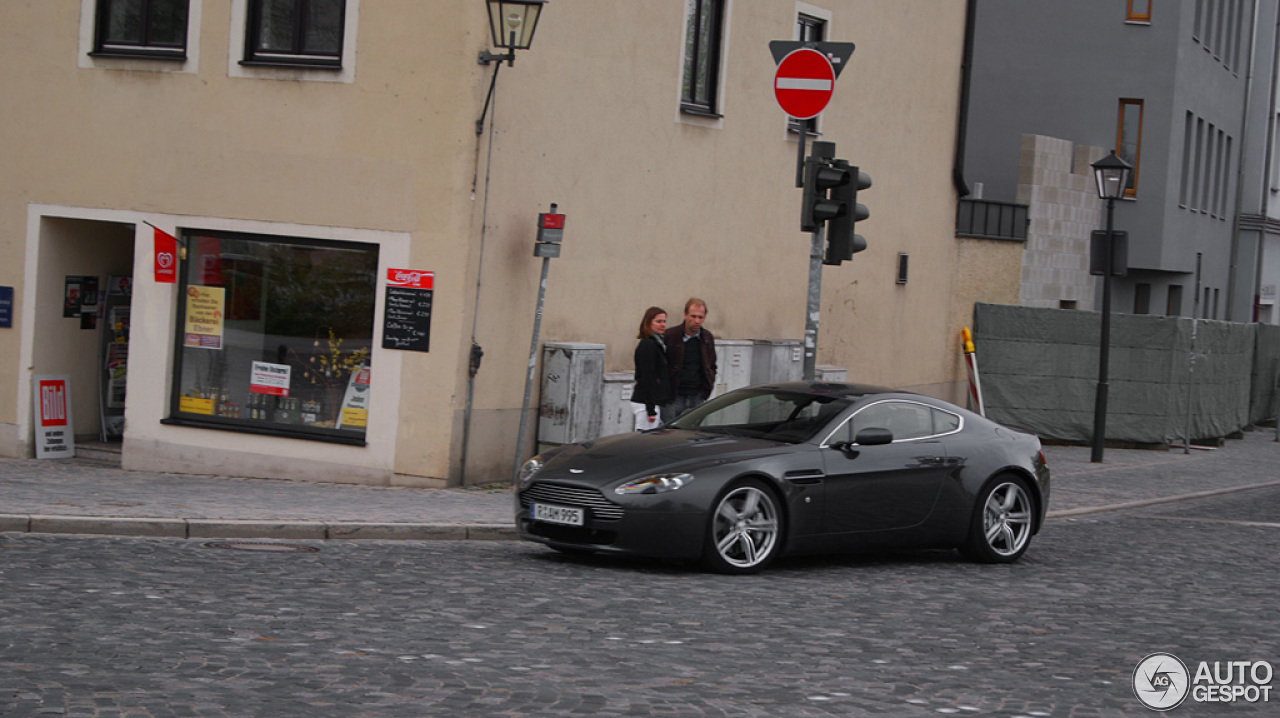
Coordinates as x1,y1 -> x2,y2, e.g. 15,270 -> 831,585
711,484 -> 780,571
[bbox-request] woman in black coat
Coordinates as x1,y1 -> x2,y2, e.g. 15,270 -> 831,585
630,306 -> 671,430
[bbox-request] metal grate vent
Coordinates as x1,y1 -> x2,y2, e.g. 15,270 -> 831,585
521,483 -> 624,521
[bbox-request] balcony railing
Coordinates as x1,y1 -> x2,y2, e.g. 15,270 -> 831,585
956,198 -> 1029,242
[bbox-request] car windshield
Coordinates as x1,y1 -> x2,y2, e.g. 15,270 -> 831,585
669,389 -> 852,443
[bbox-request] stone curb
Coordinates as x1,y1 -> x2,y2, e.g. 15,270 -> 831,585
1045,478 -> 1280,519
5,479 -> 1278,541
0,514 -> 517,541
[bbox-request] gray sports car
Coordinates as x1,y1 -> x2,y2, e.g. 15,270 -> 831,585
516,382 -> 1050,574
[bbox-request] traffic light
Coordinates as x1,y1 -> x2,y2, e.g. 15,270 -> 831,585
823,163 -> 871,266
801,156 -> 851,232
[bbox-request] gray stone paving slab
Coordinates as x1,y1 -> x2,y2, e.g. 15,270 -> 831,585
0,427 -> 1276,541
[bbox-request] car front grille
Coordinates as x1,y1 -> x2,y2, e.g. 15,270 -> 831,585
520,483 -> 624,521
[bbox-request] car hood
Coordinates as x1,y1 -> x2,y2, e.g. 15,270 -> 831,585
536,429 -> 794,487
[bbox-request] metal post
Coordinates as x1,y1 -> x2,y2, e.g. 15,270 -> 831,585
795,118 -> 810,188
1090,197 -> 1116,463
802,223 -> 824,382
1184,252 -> 1202,454
513,204 -> 557,480
512,256 -> 550,479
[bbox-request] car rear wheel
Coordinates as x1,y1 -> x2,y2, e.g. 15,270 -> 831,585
962,475 -> 1034,563
701,478 -> 783,574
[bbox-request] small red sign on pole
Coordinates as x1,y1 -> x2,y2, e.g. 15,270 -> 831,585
774,48 -> 836,120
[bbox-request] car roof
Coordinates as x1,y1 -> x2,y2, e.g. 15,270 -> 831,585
746,381 -> 905,399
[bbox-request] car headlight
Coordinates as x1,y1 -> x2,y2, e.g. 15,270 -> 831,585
614,473 -> 695,495
516,456 -> 543,488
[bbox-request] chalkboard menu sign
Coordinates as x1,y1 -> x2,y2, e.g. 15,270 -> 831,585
382,269 -> 434,352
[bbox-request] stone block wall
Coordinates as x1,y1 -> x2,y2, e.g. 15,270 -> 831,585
1016,135 -> 1106,310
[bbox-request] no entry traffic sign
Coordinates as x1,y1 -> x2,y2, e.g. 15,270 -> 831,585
774,48 -> 835,120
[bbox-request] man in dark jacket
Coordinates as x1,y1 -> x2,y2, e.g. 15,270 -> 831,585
661,298 -> 717,424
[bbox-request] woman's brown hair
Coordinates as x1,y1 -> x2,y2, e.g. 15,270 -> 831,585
637,306 -> 666,339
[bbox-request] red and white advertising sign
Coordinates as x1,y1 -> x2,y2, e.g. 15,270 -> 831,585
33,375 -> 75,459
774,48 -> 836,120
249,361 -> 291,397
154,227 -> 178,284
386,268 -> 434,290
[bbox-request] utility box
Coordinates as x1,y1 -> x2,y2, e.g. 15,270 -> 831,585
817,365 -> 848,383
713,339 -> 754,398
538,342 -> 604,445
601,371 -> 636,437
751,339 -> 803,384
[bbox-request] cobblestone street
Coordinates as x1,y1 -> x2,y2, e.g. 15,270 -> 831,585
3,486 -> 1277,717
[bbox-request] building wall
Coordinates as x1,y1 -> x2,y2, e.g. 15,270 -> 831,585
2,1 -> 998,485
965,0 -> 1277,323
1016,135 -> 1105,310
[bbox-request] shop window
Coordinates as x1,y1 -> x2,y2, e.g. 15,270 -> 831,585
244,0 -> 346,67
92,0 -> 190,59
165,230 -> 378,444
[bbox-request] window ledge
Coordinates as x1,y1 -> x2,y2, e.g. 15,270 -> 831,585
161,416 -> 367,446
239,59 -> 342,71
680,104 -> 723,119
89,50 -> 186,61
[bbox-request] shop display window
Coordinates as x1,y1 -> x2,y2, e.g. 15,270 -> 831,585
165,229 -> 378,444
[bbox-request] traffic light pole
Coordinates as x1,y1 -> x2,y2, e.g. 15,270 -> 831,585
803,223 -> 823,381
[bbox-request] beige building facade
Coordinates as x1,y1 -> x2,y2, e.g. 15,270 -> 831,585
1,1 -> 1017,486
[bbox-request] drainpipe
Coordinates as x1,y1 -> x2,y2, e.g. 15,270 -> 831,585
1228,0 -> 1261,321
952,0 -> 977,198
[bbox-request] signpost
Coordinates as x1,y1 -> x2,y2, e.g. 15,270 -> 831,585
770,40 -> 858,381
514,204 -> 565,479
773,48 -> 835,120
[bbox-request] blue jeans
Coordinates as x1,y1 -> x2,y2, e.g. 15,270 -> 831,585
661,393 -> 704,425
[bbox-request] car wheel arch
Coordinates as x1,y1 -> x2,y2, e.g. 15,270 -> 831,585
975,468 -> 1043,533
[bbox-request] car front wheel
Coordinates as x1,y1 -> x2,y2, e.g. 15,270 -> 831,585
701,478 -> 783,574
962,476 -> 1035,563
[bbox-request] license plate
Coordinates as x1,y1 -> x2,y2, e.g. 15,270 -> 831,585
531,502 -> 584,526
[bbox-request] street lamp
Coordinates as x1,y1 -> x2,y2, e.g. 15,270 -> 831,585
478,0 -> 546,66
1090,151 -> 1132,463
475,0 -> 546,135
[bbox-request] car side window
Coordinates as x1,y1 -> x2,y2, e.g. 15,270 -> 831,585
933,408 -> 961,434
834,401 -> 962,445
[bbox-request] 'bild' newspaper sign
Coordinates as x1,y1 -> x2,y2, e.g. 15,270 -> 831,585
34,375 -> 75,459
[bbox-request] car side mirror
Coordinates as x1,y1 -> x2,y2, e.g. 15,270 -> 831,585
854,427 -> 893,446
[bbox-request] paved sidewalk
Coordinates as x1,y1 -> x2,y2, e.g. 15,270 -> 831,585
2,428 -> 1277,541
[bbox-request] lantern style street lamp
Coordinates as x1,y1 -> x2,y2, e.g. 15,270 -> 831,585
1090,151 -> 1132,463
475,0 -> 546,135
478,0 -> 546,66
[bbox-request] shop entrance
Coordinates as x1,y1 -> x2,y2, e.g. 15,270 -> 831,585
31,217 -> 135,453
